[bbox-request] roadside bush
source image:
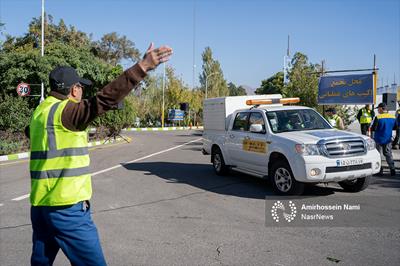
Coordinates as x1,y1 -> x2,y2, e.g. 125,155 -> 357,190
0,139 -> 20,155
0,131 -> 30,155
0,94 -> 33,132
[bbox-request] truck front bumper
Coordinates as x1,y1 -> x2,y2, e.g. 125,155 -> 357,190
292,149 -> 381,183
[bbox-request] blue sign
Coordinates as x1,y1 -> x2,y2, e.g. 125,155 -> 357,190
318,74 -> 373,105
168,109 -> 184,121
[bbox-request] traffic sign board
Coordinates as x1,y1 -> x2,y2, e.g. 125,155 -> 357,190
168,109 -> 184,121
16,83 -> 31,96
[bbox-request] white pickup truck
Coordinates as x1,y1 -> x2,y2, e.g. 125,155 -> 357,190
202,95 -> 381,195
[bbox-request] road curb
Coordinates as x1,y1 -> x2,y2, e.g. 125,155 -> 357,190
1,127 -> 204,162
0,137 -> 127,162
122,126 -> 204,132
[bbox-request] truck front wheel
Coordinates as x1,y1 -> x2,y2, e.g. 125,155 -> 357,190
212,148 -> 229,175
271,161 -> 304,195
338,176 -> 371,192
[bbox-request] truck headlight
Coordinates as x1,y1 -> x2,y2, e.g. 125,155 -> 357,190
295,144 -> 321,156
366,138 -> 376,151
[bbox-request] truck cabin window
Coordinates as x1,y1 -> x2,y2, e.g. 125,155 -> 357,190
232,112 -> 249,131
249,112 -> 266,133
266,109 -> 331,133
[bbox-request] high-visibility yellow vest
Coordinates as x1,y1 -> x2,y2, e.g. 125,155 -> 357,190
360,108 -> 372,124
327,114 -> 341,129
30,96 -> 91,206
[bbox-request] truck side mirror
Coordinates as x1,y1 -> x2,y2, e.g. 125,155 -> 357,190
250,124 -> 264,133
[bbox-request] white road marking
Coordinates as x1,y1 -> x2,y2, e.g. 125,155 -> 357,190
8,138 -> 203,203
0,203 -> 4,207
12,194 -> 30,201
92,138 -> 202,176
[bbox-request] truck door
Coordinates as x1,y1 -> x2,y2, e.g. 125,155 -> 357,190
240,111 -> 269,173
225,111 -> 250,168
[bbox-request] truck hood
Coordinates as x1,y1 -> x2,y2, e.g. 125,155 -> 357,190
277,129 -> 362,144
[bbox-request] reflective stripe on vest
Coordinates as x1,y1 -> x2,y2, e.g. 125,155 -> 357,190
360,108 -> 372,124
30,96 -> 91,206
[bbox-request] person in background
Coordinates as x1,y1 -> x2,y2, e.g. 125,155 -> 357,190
325,108 -> 344,130
392,101 -> 400,149
371,102 -> 397,176
28,42 -> 173,266
356,104 -> 375,135
287,113 -> 304,130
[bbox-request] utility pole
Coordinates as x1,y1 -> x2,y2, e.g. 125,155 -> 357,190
40,0 -> 45,102
192,0 -> 196,90
162,63 -> 166,128
283,35 -> 291,85
373,54 -> 377,105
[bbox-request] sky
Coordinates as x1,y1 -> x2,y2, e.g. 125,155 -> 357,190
1,0 -> 399,90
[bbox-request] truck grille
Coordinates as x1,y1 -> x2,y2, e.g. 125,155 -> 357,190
319,138 -> 366,158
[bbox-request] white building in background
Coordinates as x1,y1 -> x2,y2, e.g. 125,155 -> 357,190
377,83 -> 399,95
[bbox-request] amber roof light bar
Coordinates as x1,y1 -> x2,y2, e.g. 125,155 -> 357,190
246,97 -> 300,106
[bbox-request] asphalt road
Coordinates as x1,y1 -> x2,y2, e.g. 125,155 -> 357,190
0,130 -> 399,266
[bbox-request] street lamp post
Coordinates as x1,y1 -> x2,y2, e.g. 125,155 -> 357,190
205,72 -> 217,99
161,62 -> 166,127
40,0 -> 45,102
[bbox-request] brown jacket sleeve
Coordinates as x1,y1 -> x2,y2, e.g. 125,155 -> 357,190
62,64 -> 146,131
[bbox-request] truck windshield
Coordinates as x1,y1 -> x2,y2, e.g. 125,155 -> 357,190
265,109 -> 332,133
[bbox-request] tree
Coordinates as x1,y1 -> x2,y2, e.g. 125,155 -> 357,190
0,94 -> 32,132
199,47 -> 228,98
283,52 -> 321,108
255,72 -> 284,95
92,32 -> 141,66
228,82 -> 247,96
1,14 -> 91,53
0,41 -> 120,102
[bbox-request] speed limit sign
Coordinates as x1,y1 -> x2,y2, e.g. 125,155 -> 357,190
16,82 -> 31,96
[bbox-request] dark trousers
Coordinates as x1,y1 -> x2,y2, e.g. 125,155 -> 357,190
376,143 -> 395,171
360,123 -> 369,135
31,201 -> 106,266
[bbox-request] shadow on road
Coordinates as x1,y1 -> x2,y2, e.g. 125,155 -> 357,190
122,161 -> 340,199
175,132 -> 203,137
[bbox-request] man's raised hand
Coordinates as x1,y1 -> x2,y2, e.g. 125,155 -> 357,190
138,42 -> 173,72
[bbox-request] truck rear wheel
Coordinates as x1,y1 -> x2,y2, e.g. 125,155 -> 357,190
338,176 -> 371,192
271,161 -> 304,195
212,148 -> 229,175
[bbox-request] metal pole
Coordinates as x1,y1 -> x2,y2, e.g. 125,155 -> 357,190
205,76 -> 208,99
40,0 -> 45,102
162,63 -> 166,128
373,54 -> 377,105
192,0 -> 196,90
321,60 -> 325,115
205,72 -> 217,99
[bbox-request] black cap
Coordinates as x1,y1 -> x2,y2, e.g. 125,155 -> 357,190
375,103 -> 387,109
49,66 -> 92,94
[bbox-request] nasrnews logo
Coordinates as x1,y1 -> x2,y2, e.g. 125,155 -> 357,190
271,200 -> 297,223
270,200 -> 361,223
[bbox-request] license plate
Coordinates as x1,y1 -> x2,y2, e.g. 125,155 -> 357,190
336,158 -> 363,167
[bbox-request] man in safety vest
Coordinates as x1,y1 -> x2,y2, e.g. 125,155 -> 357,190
28,43 -> 172,266
356,104 -> 375,135
325,108 -> 344,130
371,102 -> 397,176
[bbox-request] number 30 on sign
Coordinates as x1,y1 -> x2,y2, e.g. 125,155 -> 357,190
16,82 -> 31,96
